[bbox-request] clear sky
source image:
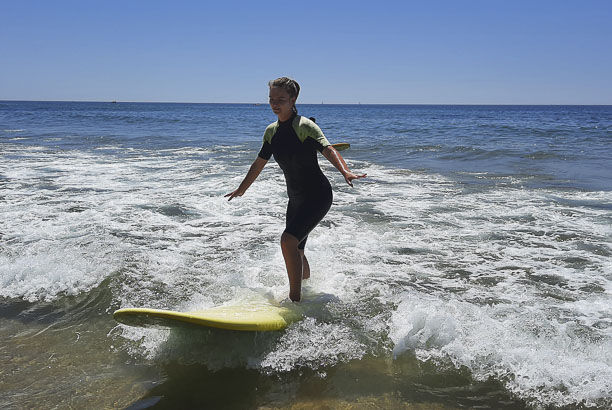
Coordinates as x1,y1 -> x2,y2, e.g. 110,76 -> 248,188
1,0 -> 611,104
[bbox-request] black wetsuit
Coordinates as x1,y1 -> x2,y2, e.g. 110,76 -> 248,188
258,113 -> 333,249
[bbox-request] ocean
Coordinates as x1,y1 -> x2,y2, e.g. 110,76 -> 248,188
1,101 -> 611,409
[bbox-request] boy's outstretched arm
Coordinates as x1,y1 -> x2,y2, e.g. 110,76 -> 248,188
322,146 -> 367,187
225,156 -> 268,200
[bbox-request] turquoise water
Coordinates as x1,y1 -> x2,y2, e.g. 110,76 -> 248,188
1,102 -> 611,408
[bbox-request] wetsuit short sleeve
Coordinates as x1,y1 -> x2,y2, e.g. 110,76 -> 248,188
258,122 -> 278,160
292,116 -> 331,153
258,141 -> 273,160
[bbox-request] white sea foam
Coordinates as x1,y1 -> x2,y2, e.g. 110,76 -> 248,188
1,144 -> 611,407
389,296 -> 612,408
259,317 -> 367,372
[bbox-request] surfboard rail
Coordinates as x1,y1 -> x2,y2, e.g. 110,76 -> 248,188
113,303 -> 302,331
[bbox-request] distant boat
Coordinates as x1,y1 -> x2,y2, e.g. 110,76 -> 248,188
111,101 -> 117,104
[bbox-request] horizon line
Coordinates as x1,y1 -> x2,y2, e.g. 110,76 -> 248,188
2,99 -> 612,106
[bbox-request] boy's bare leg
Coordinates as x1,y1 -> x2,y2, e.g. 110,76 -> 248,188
300,250 -> 310,280
281,232 -> 302,302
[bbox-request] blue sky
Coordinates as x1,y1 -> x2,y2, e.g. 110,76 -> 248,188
1,0 -> 611,104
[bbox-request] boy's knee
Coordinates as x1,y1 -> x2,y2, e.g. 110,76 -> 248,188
280,232 -> 299,250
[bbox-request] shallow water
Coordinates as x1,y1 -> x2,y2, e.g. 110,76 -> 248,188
1,102 -> 611,408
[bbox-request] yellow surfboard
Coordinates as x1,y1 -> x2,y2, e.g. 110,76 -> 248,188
332,142 -> 350,151
113,302 -> 302,331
